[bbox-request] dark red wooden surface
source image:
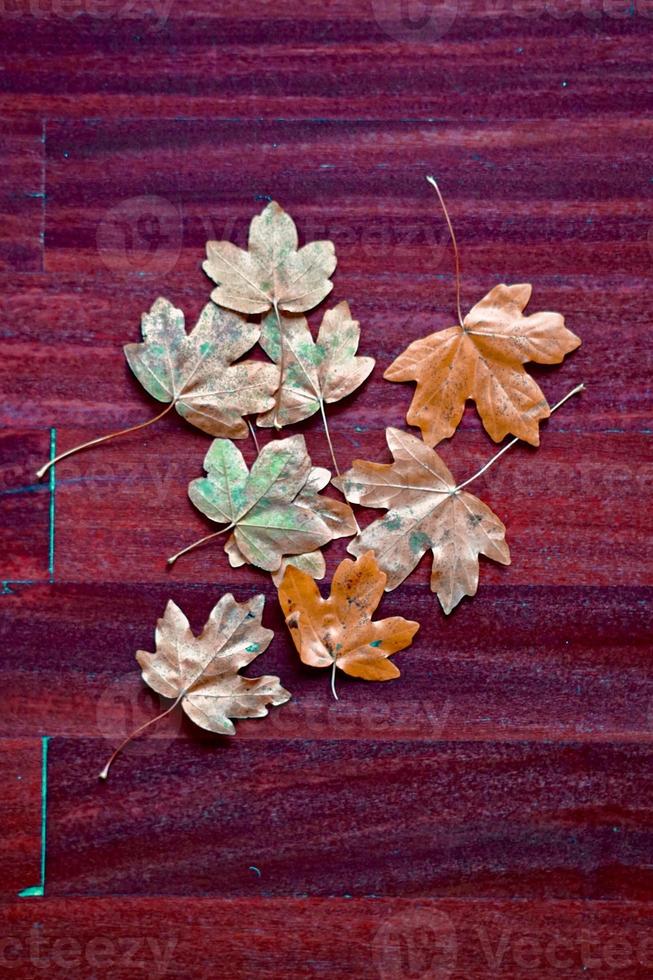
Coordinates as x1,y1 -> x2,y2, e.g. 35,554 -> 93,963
1,0 -> 652,976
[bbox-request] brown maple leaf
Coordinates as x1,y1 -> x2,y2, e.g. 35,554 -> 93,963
334,427 -> 511,614
169,435 -> 356,573
203,201 -> 337,315
384,283 -> 581,447
278,551 -> 420,699
99,594 -> 290,778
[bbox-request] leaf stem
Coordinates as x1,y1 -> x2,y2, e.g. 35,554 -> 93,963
426,175 -> 464,329
98,693 -> 183,780
272,301 -> 284,429
319,398 -> 361,535
318,399 -> 340,479
330,659 -> 339,701
167,523 -> 236,566
247,419 -> 260,455
36,402 -> 174,480
454,383 -> 586,493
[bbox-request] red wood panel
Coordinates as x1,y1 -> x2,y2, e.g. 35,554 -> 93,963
0,430 -> 52,584
1,0 -> 652,972
42,737 -> 653,899
41,116 -> 652,282
28,424 -> 648,588
4,271 -> 649,432
0,116 -> 43,271
0,2 -> 651,120
1,582 -> 651,741
2,896 -> 653,978
0,740 -> 43,897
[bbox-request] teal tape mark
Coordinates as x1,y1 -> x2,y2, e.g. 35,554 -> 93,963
18,736 -> 49,898
48,428 -> 56,582
2,579 -> 37,595
0,483 -> 49,497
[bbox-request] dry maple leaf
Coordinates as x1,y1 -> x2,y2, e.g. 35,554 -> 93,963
278,551 -> 420,699
203,201 -> 337,315
124,297 -> 279,437
256,301 -> 375,427
99,594 -> 290,778
169,435 -> 356,573
224,465 -> 358,586
384,283 -> 581,447
36,296 -> 278,479
334,427 -> 511,614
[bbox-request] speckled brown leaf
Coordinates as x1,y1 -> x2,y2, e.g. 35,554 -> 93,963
99,594 -> 290,777
136,595 -> 289,734
384,283 -> 581,446
278,552 -> 419,694
124,297 -> 279,437
187,436 -> 355,573
334,428 -> 511,614
203,201 -> 337,315
256,301 -> 375,427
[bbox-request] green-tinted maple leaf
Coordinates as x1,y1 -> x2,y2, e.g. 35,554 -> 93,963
124,297 -> 279,437
224,465 -> 358,584
203,201 -> 336,315
188,435 -> 355,572
256,301 -> 375,428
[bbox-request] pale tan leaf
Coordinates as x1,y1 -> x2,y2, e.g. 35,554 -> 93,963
257,301 -> 375,427
335,427 -> 511,614
98,593 -> 291,778
203,202 -> 336,315
135,594 -> 289,735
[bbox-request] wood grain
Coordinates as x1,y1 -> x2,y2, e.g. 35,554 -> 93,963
0,117 -> 43,271
45,737 -> 653,899
2,582 -> 651,742
1,0 -> 652,974
0,740 -> 43,897
3,896 -> 653,978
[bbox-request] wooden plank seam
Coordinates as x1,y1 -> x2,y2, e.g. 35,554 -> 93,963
7,432 -> 55,897
18,736 -> 49,898
48,426 -> 56,582
1,425 -> 56,593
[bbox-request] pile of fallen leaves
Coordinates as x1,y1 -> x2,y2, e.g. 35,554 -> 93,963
37,186 -> 582,778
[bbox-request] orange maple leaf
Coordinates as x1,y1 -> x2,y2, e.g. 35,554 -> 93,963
278,551 -> 419,698
384,282 -> 581,447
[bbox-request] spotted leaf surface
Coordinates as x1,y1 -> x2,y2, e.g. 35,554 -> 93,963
335,428 -> 511,613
